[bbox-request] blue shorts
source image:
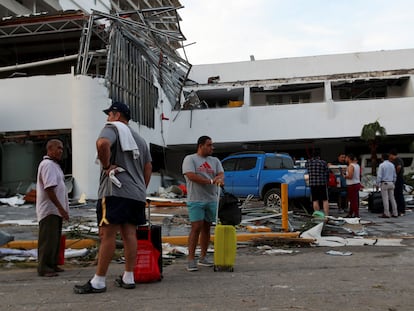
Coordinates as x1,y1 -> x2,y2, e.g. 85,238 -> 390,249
187,201 -> 217,223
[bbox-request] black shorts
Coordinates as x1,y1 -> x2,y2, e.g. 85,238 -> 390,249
96,196 -> 146,226
310,185 -> 329,201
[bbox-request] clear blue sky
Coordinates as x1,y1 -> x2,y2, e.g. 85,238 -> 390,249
178,0 -> 414,64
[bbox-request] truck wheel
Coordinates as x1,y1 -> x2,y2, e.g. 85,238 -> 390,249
264,188 -> 282,208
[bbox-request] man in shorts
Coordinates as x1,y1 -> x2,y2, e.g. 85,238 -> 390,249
74,102 -> 152,294
306,152 -> 330,216
182,136 -> 224,271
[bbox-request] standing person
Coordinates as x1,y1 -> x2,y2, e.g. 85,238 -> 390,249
36,139 -> 69,277
328,154 -> 348,213
74,102 -> 152,294
344,154 -> 361,218
305,152 -> 330,216
182,136 -> 224,272
389,149 -> 406,216
376,153 -> 398,218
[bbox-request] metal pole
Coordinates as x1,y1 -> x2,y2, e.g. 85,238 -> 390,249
281,183 -> 289,232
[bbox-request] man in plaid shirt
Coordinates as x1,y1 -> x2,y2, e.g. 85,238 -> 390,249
305,152 -> 330,216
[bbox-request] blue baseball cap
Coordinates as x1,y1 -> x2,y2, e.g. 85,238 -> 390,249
103,102 -> 131,120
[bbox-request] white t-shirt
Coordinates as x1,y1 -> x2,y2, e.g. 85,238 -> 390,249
36,156 -> 69,222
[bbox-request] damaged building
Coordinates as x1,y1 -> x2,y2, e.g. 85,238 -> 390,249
0,0 -> 190,198
1,1 -> 414,200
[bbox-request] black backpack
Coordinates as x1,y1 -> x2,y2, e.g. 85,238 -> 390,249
218,189 -> 242,226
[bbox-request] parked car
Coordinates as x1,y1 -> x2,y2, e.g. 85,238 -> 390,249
360,153 -> 414,177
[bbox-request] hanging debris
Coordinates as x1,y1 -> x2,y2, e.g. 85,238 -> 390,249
77,7 -> 191,114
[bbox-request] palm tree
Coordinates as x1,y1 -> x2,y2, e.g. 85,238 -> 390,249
360,121 -> 386,175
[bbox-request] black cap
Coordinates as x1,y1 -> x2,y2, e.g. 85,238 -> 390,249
103,102 -> 131,120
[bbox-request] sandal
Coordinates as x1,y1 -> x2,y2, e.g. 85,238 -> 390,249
73,280 -> 106,294
115,275 -> 136,289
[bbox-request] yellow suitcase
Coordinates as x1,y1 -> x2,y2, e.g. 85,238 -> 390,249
214,185 -> 237,272
214,224 -> 236,271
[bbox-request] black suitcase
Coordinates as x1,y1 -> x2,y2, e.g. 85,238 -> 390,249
368,191 -> 383,213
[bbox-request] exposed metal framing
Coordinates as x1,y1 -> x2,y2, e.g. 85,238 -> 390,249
77,7 -> 191,127
106,25 -> 158,128
0,13 -> 86,38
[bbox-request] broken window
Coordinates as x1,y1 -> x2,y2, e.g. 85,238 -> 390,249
331,77 -> 410,101
251,82 -> 324,106
182,88 -> 244,109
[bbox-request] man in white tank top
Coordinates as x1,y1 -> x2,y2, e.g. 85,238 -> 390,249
344,154 -> 361,217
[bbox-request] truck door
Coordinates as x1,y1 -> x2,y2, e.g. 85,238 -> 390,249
222,156 -> 259,196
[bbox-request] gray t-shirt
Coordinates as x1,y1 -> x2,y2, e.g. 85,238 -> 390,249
97,124 -> 152,202
182,153 -> 224,202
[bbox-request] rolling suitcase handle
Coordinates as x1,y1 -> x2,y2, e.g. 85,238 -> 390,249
146,198 -> 152,225
215,184 -> 221,225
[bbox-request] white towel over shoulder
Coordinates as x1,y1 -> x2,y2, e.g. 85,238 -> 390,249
107,121 -> 140,159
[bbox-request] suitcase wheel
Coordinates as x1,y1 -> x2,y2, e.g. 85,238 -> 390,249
214,265 -> 234,272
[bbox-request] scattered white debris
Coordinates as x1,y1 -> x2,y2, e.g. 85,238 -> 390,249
300,222 -> 404,247
0,219 -> 37,226
0,195 -> 26,207
326,250 -> 353,256
162,243 -> 188,256
0,247 -> 89,261
263,249 -> 298,255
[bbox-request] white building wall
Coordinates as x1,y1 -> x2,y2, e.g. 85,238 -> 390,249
0,75 -> 72,131
188,49 -> 414,84
167,97 -> 414,146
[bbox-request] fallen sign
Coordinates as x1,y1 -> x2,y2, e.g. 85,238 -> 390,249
300,222 -> 404,247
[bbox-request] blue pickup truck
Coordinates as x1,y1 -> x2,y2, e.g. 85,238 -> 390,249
221,152 -> 310,207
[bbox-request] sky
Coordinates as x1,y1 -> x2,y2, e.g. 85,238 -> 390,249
178,0 -> 414,65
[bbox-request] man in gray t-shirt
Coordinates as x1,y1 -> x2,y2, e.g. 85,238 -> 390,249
182,135 -> 224,271
74,102 -> 152,294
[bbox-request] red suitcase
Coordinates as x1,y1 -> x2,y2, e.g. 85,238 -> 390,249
134,200 -> 162,283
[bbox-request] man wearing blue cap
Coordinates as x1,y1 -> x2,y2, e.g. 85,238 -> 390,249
74,101 -> 152,294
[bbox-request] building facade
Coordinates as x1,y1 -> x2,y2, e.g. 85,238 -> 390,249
1,1 -> 413,199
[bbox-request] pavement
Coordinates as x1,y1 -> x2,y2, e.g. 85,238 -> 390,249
1,200 -> 414,310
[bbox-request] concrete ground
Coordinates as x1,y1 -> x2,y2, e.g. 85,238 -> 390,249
1,200 -> 414,310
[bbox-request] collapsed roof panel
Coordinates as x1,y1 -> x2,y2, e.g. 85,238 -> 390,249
77,8 -> 191,108
0,10 -> 107,78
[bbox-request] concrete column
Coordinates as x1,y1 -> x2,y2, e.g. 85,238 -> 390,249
71,74 -> 110,200
325,80 -> 335,119
241,86 -> 250,123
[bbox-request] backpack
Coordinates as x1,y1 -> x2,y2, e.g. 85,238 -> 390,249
328,172 -> 337,187
218,190 -> 242,226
